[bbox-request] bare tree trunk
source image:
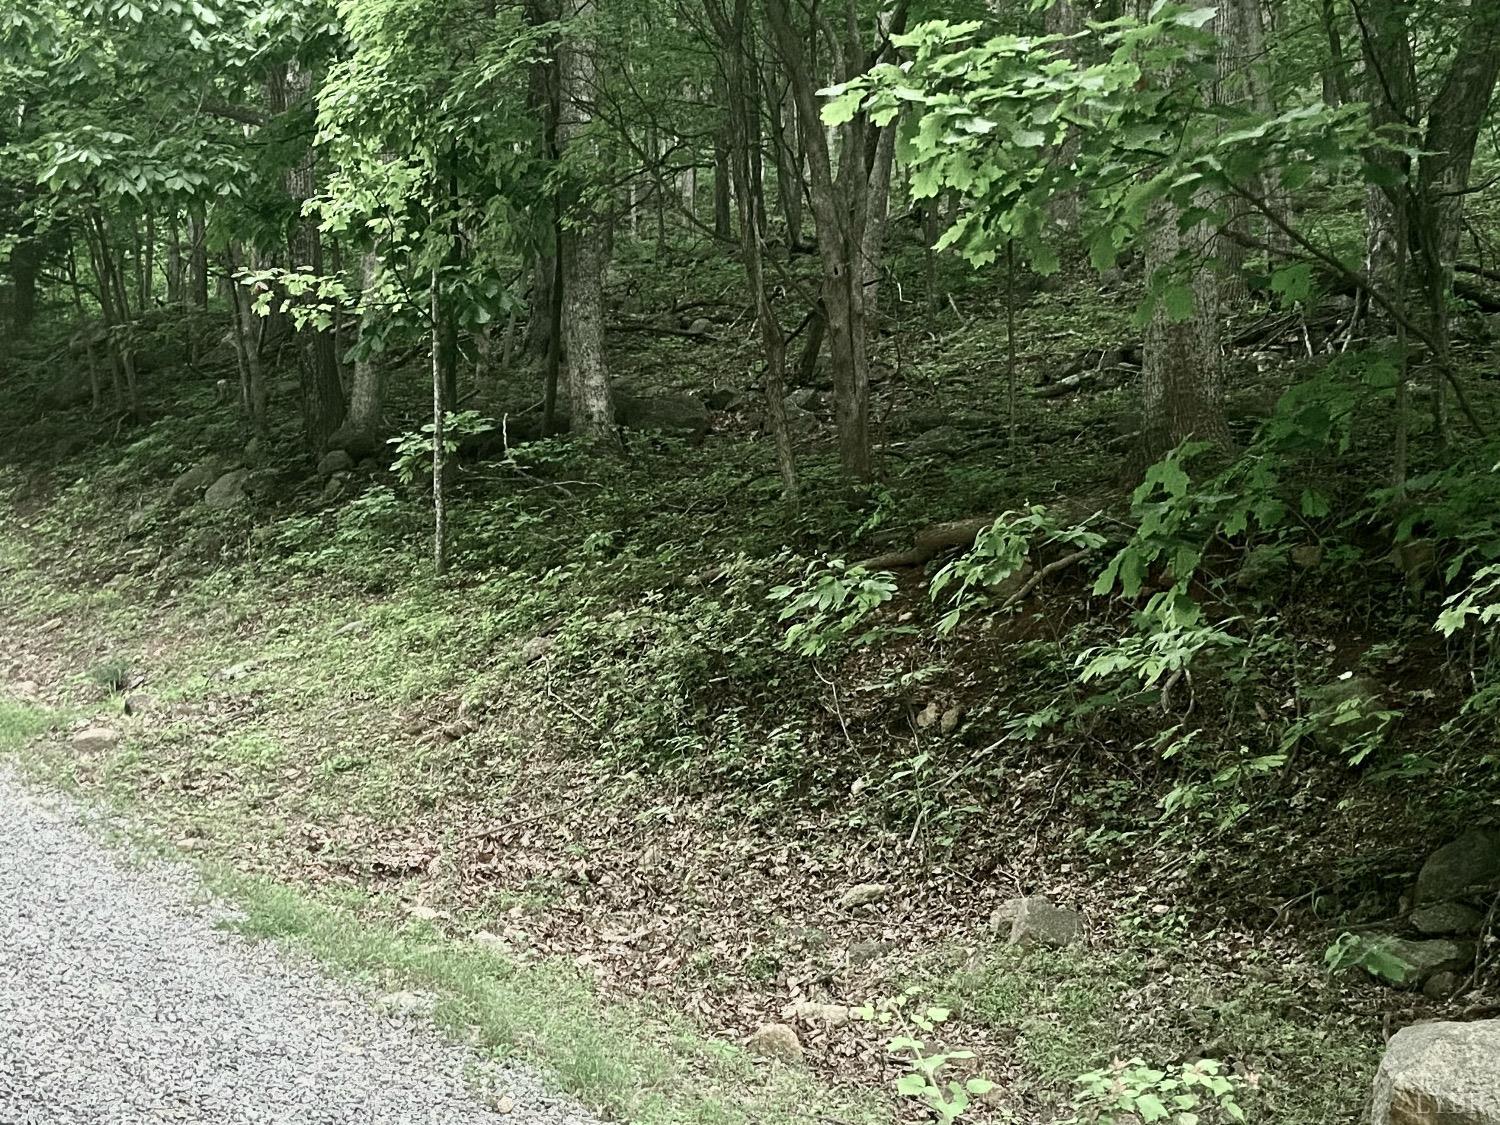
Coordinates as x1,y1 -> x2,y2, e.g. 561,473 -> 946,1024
166,215 -> 184,306
431,265 -> 448,576
1358,0 -> 1414,297
227,246 -> 268,437
66,244 -> 101,410
1044,0 -> 1083,230
558,0 -> 619,448
7,238 -> 36,337
1140,194 -> 1227,462
1219,0 -> 1284,301
860,122 -> 897,332
713,108 -> 734,241
765,0 -> 885,480
273,63 -> 347,450
713,0 -> 798,497
338,248 -> 386,453
189,207 -> 209,309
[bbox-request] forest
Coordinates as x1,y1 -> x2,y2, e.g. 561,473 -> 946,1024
3,0 -> 1500,1122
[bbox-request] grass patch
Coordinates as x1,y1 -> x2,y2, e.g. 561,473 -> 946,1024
207,872 -> 867,1125
926,943 -> 1379,1124
0,698 -> 55,749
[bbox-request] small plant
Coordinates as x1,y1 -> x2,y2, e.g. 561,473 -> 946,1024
769,559 -> 905,658
1069,1057 -> 1246,1124
930,506 -> 1104,635
856,990 -> 995,1125
1324,932 -> 1410,985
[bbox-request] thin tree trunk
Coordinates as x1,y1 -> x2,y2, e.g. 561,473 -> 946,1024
189,207 -> 209,309
558,0 -> 619,448
228,245 -> 268,436
8,238 -> 36,337
432,265 -> 448,576
340,249 -> 386,452
66,244 -> 101,410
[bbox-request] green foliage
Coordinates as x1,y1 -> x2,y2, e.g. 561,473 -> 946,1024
930,506 -> 1104,635
769,559 -> 904,659
1323,932 -> 1409,985
1068,1058 -> 1245,1125
389,410 -> 495,487
855,991 -> 993,1125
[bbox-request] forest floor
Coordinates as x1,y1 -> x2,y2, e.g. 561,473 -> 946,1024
3,234 -> 1499,1122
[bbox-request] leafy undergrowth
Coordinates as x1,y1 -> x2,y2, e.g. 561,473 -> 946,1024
7,260 -> 1500,1121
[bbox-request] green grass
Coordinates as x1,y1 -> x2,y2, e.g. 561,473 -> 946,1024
208,872 -> 876,1125
0,707 -> 880,1125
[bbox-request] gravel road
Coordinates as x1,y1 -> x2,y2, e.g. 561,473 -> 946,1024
0,768 -> 590,1125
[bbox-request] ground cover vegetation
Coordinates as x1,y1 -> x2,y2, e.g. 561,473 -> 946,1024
3,0 -> 1500,1121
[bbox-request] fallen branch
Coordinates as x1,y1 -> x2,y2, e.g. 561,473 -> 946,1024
855,516 -> 996,570
999,546 -> 1097,610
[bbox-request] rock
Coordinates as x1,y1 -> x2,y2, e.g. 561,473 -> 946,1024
472,931 -> 511,954
748,1023 -> 804,1064
1411,902 -> 1486,937
989,899 -> 1024,933
376,990 -> 437,1019
838,883 -> 890,909
1416,829 -> 1500,905
1422,971 -> 1464,1001
939,705 -> 965,735
71,727 -> 120,753
1370,1018 -> 1500,1124
787,1001 -> 852,1028
613,386 -> 710,443
10,680 -> 40,700
203,470 -> 250,511
243,437 -> 265,466
122,694 -> 152,716
125,508 -> 152,539
1367,936 -> 1475,988
1388,539 -> 1438,589
168,457 -> 222,503
317,449 -> 354,477
915,701 -> 941,729
785,387 -> 818,411
1004,896 -> 1083,948
520,635 -> 554,665
686,317 -> 713,336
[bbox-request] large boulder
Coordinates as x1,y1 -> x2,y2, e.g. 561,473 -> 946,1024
203,470 -> 250,511
1416,829 -> 1500,905
317,449 -> 354,477
1366,936 -> 1474,989
992,895 -> 1083,948
1370,1019 -> 1500,1124
168,458 -> 223,504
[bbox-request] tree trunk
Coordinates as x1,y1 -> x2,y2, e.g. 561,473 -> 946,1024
166,215 -> 184,306
274,63 -> 347,450
713,109 -> 734,241
1358,0 -> 1415,296
1044,0 -> 1084,231
431,265 -> 448,576
765,0 -> 884,480
1140,194 -> 1227,462
189,207 -> 209,309
339,249 -> 386,453
713,0 -> 798,497
8,238 -> 37,337
860,121 -> 897,332
558,0 -> 619,448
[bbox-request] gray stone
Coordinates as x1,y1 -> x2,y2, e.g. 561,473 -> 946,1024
203,470 -> 250,511
785,388 -> 818,411
838,883 -> 890,909
747,1023 -> 804,1064
1411,902 -> 1486,936
317,449 -> 354,477
1370,1018 -> 1500,1124
168,458 -> 222,504
686,317 -> 713,336
1367,936 -> 1474,988
1416,830 -> 1500,905
70,727 -> 120,753
1005,896 -> 1083,948
787,1001 -> 851,1028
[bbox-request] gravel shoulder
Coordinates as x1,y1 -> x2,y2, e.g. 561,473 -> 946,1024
0,767 -> 591,1125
